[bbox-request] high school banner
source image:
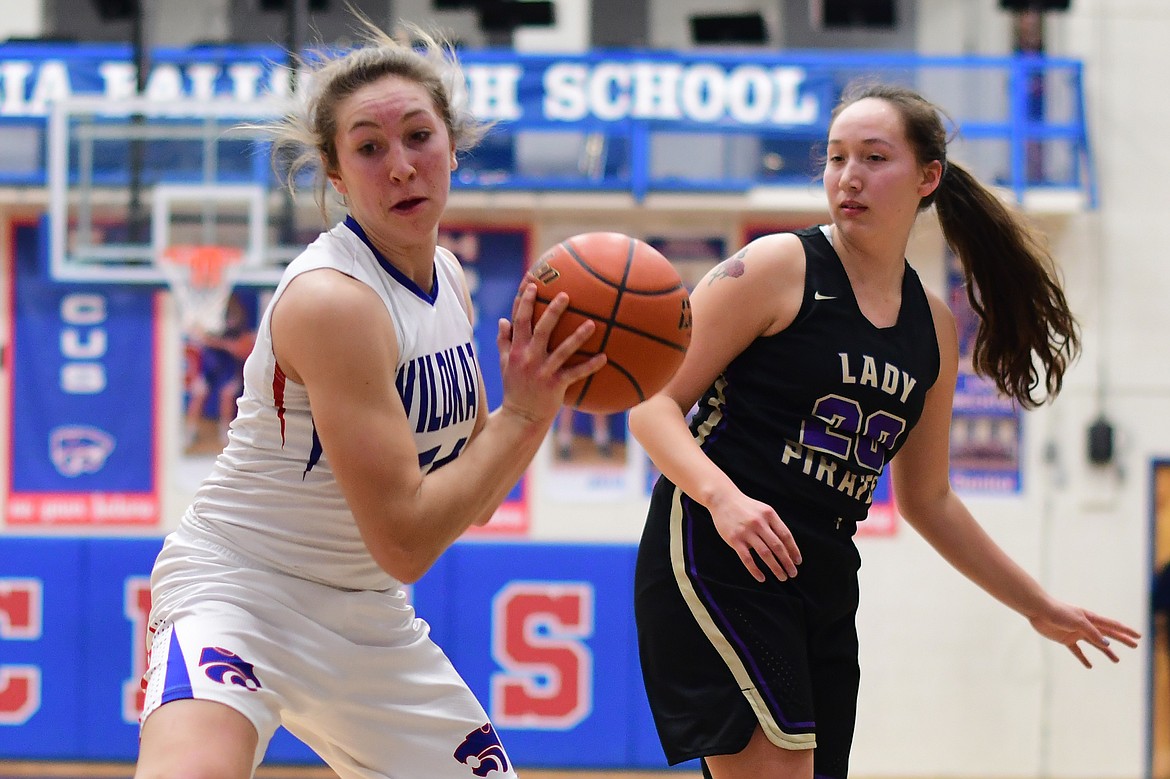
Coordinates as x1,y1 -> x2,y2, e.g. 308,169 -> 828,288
0,43 -> 1098,208
7,222 -> 160,526
0,43 -> 833,131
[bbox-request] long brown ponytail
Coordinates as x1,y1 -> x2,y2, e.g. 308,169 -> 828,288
933,162 -> 1078,407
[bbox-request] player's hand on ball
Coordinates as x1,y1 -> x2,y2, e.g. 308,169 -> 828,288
524,232 -> 690,413
497,283 -> 606,424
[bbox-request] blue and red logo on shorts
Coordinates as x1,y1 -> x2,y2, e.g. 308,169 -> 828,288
199,646 -> 263,691
453,722 -> 510,777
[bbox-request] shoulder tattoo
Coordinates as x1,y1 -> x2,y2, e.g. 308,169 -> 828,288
707,251 -> 747,287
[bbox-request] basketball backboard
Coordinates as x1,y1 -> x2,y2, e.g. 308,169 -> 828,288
46,95 -> 328,287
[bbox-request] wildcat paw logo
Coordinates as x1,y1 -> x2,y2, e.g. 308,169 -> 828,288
49,425 -> 115,477
453,722 -> 510,777
199,647 -> 262,691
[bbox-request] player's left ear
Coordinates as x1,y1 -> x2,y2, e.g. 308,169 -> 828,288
918,159 -> 943,198
450,145 -> 458,172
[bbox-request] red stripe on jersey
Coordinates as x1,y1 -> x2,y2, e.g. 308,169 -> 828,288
273,362 -> 288,446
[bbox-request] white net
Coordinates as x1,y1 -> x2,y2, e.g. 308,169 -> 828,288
157,245 -> 245,335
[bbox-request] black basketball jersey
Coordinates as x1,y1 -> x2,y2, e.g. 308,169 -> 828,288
690,226 -> 940,524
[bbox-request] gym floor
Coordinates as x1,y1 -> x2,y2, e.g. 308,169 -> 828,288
0,762 -> 699,779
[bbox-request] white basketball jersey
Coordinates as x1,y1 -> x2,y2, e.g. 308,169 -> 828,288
182,217 -> 481,591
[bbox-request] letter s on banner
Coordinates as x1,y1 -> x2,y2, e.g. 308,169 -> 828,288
490,582 -> 594,730
0,579 -> 43,725
122,577 -> 152,723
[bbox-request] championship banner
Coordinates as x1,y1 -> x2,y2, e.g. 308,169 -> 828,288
857,470 -> 898,537
7,222 -> 160,526
949,374 -> 1022,493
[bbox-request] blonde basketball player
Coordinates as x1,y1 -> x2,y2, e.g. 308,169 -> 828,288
133,18 -> 604,779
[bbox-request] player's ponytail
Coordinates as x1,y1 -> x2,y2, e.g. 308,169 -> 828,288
933,161 -> 1079,407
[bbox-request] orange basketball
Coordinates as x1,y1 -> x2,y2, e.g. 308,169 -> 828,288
524,232 -> 692,414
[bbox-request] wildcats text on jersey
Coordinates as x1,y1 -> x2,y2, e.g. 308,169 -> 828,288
396,341 -> 480,434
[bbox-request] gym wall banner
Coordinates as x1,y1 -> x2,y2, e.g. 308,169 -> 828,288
6,221 -> 160,527
0,536 -> 695,770
439,224 -> 532,536
632,234 -> 726,498
945,248 -> 1021,494
0,44 -> 831,133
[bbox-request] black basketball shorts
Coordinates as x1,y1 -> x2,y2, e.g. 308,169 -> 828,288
634,477 -> 862,779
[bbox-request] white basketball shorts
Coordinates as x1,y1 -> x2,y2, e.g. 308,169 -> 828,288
141,528 -> 517,779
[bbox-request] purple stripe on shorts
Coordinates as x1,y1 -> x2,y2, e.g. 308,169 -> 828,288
682,495 -> 814,730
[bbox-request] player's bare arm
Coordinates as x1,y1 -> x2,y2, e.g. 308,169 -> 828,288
273,271 -> 601,582
630,234 -> 808,582
893,291 -> 1139,666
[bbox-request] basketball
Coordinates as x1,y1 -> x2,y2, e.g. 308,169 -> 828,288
523,232 -> 692,414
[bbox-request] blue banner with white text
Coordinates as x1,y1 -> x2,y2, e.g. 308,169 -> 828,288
0,43 -> 1095,200
7,222 -> 161,526
0,42 -> 832,129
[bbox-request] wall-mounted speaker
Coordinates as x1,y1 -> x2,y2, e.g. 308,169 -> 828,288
1087,416 -> 1115,465
479,1 -> 555,32
259,0 -> 330,11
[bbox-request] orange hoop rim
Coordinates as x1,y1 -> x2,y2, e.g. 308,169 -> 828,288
159,244 -> 245,289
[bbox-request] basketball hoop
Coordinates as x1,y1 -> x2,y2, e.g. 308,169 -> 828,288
157,245 -> 245,335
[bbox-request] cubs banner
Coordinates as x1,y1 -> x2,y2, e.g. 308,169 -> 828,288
7,222 -> 160,526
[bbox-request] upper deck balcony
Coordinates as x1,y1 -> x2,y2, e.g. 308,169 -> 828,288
0,42 -> 1094,217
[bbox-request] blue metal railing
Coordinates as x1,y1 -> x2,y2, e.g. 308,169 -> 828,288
0,43 -> 1096,208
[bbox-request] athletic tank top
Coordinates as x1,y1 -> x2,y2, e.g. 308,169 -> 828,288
690,225 -> 940,524
181,216 -> 481,590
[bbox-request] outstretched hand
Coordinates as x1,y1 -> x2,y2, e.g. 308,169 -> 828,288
1029,602 -> 1141,668
496,283 -> 606,425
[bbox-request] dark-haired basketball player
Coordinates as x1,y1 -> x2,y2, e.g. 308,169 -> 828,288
629,82 -> 1140,779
